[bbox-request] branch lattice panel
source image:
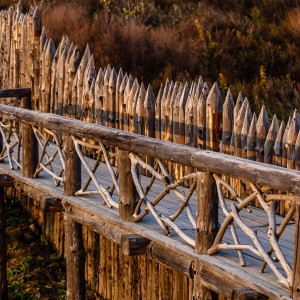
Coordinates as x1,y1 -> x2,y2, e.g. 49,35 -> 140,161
0,117 -> 21,170
209,174 -> 295,288
32,126 -> 65,186
0,115 -> 295,288
72,136 -> 119,209
127,152 -> 296,288
129,152 -> 197,246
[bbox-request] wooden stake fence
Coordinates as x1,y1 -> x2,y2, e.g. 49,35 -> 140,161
1,1 -> 300,217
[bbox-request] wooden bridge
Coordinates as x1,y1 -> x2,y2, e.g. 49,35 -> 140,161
0,2 -> 300,299
0,89 -> 299,300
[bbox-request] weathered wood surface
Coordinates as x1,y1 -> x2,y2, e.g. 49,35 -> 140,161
195,171 -> 218,254
20,95 -> 38,178
118,150 -> 137,221
64,202 -> 86,300
199,265 -> 244,298
0,143 -> 293,299
121,234 -> 151,256
64,133 -> 81,196
194,171 -> 219,299
0,104 -> 300,196
40,195 -> 62,213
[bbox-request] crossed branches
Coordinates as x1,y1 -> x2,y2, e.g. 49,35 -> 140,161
72,136 -> 119,209
209,174 -> 294,288
129,152 -> 196,246
0,118 -> 21,169
32,126 -> 65,185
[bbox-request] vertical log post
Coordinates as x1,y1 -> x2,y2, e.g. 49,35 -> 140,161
193,171 -> 218,299
0,175 -> 14,300
64,204 -> 86,300
63,134 -> 81,196
63,135 -> 85,299
292,198 -> 300,299
21,94 -> 38,178
118,149 -> 137,221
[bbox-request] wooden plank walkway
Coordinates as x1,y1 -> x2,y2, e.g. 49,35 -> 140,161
0,141 -> 293,299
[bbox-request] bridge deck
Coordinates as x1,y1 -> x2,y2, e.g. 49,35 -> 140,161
0,145 -> 293,300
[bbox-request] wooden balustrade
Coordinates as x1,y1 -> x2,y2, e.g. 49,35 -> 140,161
0,99 -> 300,298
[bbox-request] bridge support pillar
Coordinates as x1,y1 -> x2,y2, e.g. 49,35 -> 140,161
0,174 -> 14,300
63,202 -> 86,300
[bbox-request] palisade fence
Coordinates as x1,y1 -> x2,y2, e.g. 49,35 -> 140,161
0,2 -> 299,218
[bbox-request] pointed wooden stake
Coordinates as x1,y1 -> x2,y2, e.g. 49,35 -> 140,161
206,82 -> 222,152
222,88 -> 234,154
264,115 -> 279,164
197,82 -> 209,150
256,105 -> 269,163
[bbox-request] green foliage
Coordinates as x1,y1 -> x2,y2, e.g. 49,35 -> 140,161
7,253 -> 66,299
5,198 -> 67,300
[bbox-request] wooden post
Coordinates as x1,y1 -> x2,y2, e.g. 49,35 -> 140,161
120,234 -> 150,256
64,203 -> 86,300
195,171 -> 218,253
193,171 -> 218,299
292,198 -> 300,299
0,175 -> 14,300
21,95 -> 38,178
118,149 -> 137,221
63,134 -> 81,196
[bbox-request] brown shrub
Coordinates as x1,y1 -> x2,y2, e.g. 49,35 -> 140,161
42,2 -> 92,52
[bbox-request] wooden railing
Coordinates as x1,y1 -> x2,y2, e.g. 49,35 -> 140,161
0,4 -> 299,235
0,100 -> 299,297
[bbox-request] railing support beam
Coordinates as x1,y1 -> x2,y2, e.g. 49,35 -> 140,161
118,149 -> 137,221
193,171 -> 218,299
64,134 -> 81,196
21,94 -> 38,178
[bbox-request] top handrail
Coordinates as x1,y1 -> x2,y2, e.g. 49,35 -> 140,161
0,103 -> 299,195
